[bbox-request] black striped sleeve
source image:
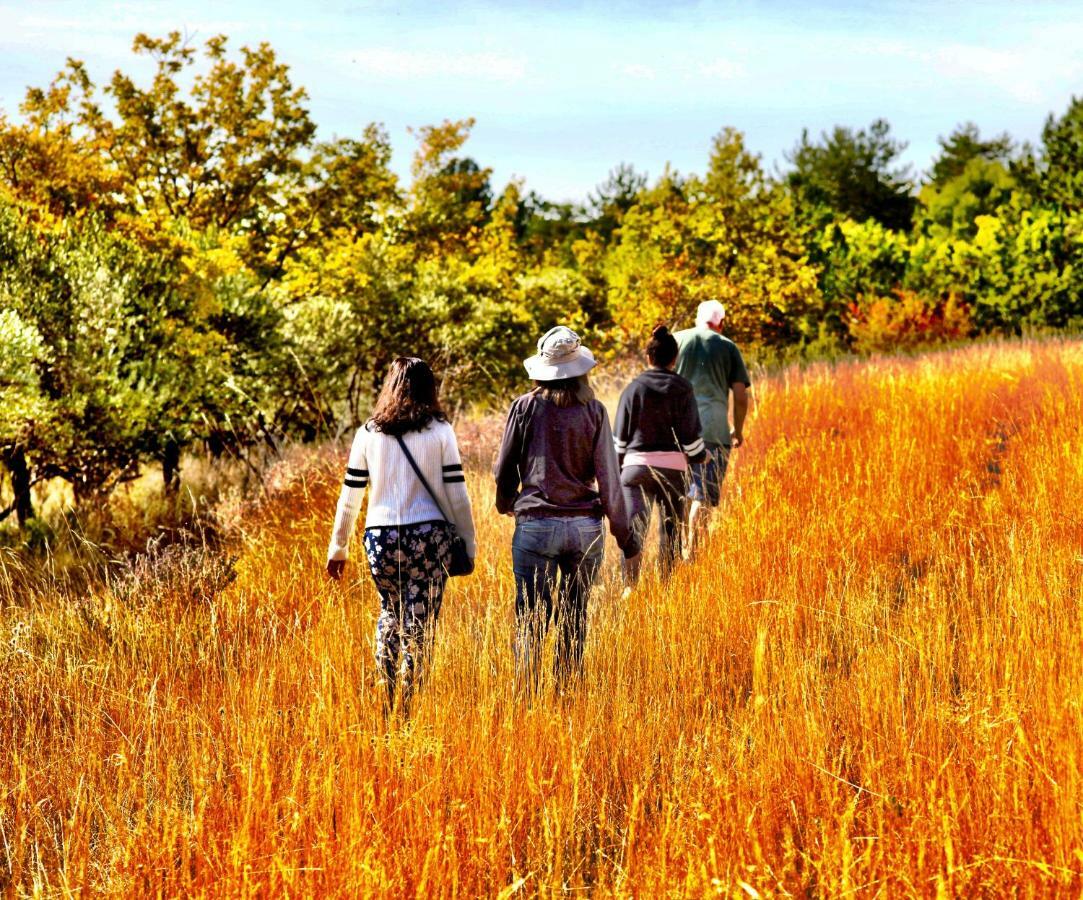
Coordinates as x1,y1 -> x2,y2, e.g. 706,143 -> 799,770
681,437 -> 706,457
344,466 -> 368,489
442,463 -> 465,484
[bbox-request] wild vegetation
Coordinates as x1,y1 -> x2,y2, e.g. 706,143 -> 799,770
1,338 -> 1080,895
2,33 -> 1082,533
1,28 -> 1081,895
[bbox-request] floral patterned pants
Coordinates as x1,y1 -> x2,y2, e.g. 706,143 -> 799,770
363,521 -> 453,712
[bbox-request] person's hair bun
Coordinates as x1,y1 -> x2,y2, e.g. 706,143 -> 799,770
647,322 -> 679,366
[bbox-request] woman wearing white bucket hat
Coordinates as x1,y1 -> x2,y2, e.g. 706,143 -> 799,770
494,326 -> 639,691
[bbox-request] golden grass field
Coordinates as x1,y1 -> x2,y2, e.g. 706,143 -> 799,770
2,338 -> 1082,897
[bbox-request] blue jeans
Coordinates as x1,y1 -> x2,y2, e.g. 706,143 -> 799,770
512,515 -> 605,690
689,443 -> 731,507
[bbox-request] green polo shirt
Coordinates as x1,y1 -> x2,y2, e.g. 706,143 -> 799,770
674,326 -> 751,446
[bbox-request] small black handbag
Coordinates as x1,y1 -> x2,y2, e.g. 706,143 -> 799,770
394,435 -> 474,577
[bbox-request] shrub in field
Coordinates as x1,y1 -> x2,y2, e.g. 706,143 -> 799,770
812,217 -> 911,338
110,535 -> 237,609
846,289 -> 974,353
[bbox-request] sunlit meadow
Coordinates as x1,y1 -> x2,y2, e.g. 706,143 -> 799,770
2,339 -> 1081,896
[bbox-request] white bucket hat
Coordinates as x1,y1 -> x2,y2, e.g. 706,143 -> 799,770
524,326 -> 596,381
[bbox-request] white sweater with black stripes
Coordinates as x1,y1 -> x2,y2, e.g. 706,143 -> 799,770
326,420 -> 476,562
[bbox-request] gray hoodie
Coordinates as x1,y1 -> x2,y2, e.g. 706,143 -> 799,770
613,367 -> 707,464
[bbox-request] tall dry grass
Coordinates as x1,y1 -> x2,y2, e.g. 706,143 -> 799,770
1,338 -> 1081,896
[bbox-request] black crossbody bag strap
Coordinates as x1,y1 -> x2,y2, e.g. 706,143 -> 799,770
394,435 -> 450,523
395,434 -> 473,578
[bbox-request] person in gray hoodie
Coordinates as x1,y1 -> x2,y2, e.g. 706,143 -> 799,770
614,325 -> 707,586
494,326 -> 639,692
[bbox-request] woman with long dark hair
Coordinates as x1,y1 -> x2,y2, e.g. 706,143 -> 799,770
613,324 -> 706,586
494,326 -> 638,691
327,357 -> 475,714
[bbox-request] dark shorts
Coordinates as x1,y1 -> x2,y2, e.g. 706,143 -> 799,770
688,443 -> 731,507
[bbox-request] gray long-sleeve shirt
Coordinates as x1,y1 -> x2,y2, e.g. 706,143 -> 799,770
493,391 -> 637,555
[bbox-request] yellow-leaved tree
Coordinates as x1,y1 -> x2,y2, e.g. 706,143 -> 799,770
605,128 -> 819,348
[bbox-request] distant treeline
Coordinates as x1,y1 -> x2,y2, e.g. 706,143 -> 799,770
1,32 -> 1081,524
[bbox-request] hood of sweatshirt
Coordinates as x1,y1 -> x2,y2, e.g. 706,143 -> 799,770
635,368 -> 690,396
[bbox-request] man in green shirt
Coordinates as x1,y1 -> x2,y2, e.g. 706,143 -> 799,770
674,299 -> 751,559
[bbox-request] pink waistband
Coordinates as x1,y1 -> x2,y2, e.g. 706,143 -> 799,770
622,450 -> 688,471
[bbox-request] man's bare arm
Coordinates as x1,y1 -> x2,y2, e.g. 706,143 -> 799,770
731,382 -> 749,447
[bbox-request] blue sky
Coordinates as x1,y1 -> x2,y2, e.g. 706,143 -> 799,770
1,1 -> 1081,202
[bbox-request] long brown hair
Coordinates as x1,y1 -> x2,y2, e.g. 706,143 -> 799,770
532,375 -> 595,409
370,357 -> 448,435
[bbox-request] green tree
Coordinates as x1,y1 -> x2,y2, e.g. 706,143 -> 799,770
787,118 -> 915,231
1016,95 -> 1083,212
16,32 -> 316,269
606,129 -> 819,346
303,127 -> 400,240
260,125 -> 400,286
2,33 -> 404,492
406,119 -> 493,255
0,199 -> 181,509
589,162 -> 647,242
917,157 -> 1016,239
927,122 -> 1012,188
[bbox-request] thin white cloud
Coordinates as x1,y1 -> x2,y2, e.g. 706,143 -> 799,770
698,57 -> 745,81
612,56 -> 744,86
0,10 -> 132,59
346,47 -> 526,83
932,45 -> 1043,103
619,62 -> 658,80
0,7 -> 255,58
855,32 -> 1083,106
